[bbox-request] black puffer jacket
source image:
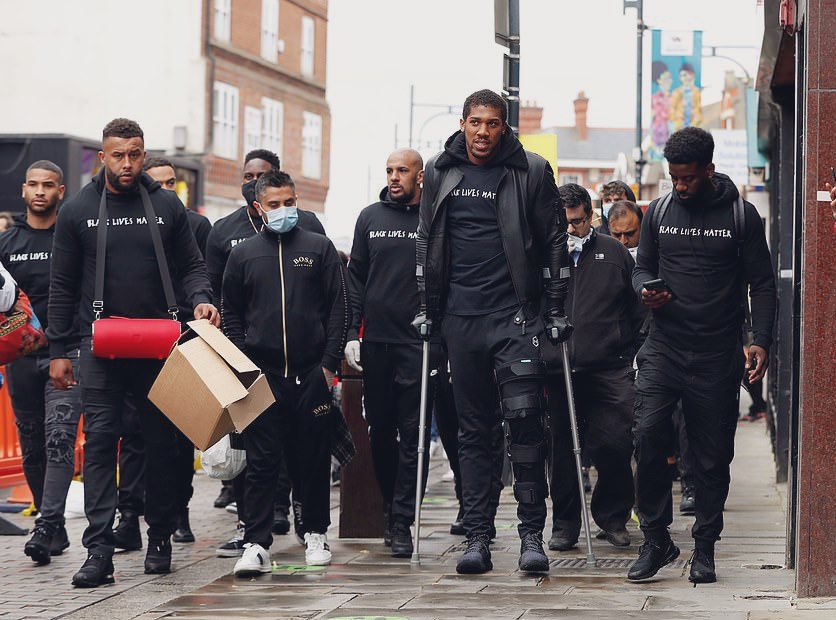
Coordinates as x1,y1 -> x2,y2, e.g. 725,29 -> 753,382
416,129 -> 569,324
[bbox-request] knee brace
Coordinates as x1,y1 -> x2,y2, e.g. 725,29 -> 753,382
495,359 -> 546,420
513,480 -> 549,504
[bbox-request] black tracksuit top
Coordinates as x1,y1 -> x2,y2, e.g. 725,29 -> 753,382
632,173 -> 776,352
221,226 -> 347,377
206,204 -> 325,302
47,171 -> 212,358
346,188 -> 421,344
543,231 -> 644,371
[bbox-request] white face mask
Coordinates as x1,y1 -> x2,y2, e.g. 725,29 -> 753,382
628,246 -> 638,259
602,202 -> 613,218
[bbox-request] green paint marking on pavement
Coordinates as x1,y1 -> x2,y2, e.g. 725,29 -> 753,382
420,497 -> 448,504
271,563 -> 327,573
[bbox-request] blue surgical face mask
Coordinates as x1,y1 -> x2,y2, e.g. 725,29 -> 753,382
262,206 -> 298,234
602,202 -> 613,218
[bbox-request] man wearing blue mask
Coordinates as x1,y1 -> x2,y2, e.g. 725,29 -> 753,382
221,170 -> 347,575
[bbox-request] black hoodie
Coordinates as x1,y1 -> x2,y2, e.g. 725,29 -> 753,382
0,214 -> 81,352
47,171 -> 212,358
221,225 -> 347,376
205,205 -> 325,303
346,187 -> 420,344
417,129 -> 568,322
632,172 -> 776,352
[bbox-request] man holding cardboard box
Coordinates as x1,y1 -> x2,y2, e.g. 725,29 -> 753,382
47,119 -> 217,588
221,170 -> 347,575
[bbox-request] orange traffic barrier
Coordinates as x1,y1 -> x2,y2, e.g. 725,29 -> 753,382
0,365 -> 85,492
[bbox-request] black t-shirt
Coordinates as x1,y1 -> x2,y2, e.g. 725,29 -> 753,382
445,162 -> 516,315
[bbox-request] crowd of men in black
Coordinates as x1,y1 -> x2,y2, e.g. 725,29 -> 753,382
1,88 -> 775,589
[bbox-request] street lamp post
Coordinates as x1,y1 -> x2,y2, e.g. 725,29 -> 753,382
624,0 -> 647,200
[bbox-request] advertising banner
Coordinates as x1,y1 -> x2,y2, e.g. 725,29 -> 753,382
649,30 -> 703,161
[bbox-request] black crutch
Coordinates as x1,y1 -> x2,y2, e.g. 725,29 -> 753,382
560,341 -> 597,566
411,333 -> 432,565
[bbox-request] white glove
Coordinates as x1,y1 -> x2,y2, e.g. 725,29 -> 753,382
344,340 -> 362,372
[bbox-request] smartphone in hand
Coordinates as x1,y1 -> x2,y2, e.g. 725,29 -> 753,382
642,278 -> 677,301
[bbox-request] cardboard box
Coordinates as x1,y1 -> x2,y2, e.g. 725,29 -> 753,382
148,319 -> 275,451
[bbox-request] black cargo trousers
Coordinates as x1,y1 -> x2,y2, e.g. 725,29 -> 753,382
633,335 -> 744,547
442,308 -> 549,539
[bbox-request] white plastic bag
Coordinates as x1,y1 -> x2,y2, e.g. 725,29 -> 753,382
200,434 -> 246,480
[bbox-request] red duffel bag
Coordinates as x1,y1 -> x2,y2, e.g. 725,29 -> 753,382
91,317 -> 181,360
0,289 -> 47,364
90,182 -> 182,360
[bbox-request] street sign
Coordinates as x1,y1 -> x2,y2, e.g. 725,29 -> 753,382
495,0 -> 511,46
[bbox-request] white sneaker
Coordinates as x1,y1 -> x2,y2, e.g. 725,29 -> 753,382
233,543 -> 272,576
304,532 -> 332,566
225,501 -> 238,514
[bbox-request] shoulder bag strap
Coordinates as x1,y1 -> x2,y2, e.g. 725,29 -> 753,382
93,184 -> 108,320
139,185 -> 179,321
651,192 -> 673,249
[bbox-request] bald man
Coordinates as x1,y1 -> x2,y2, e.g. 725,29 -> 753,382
345,149 -> 432,557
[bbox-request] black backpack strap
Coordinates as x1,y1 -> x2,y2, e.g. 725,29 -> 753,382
139,184 -> 178,320
93,186 -> 108,320
651,192 -> 674,248
93,183 -> 178,321
733,196 -> 752,336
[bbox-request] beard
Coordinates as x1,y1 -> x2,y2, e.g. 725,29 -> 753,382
27,198 -> 59,215
105,167 -> 139,192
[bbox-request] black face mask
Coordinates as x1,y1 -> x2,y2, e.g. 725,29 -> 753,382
241,179 -> 257,208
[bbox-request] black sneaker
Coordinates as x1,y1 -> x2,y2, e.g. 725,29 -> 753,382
450,506 -> 465,536
173,508 -> 195,543
72,553 -> 115,588
519,532 -> 550,573
680,489 -> 696,515
50,524 -> 70,555
390,523 -> 413,558
144,538 -> 172,574
292,500 -> 305,545
214,485 -> 234,509
112,512 -> 142,551
688,548 -> 717,584
217,523 -> 246,557
272,506 -> 291,535
456,534 -> 492,574
548,530 -> 578,551
24,525 -> 53,565
627,538 -> 680,581
604,526 -> 631,547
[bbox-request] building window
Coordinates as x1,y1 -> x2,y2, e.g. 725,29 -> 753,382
301,111 -> 322,179
261,98 -> 284,159
213,0 -> 231,42
559,173 -> 581,186
261,0 -> 280,61
213,82 -> 239,160
244,106 -> 263,155
301,16 -> 315,77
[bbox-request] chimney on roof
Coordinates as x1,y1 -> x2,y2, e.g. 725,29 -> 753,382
574,91 -> 589,141
519,101 -> 543,134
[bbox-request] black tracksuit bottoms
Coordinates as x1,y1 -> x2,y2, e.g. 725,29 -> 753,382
79,342 -> 183,555
548,366 -> 635,535
442,309 -> 548,539
633,336 -> 743,546
361,341 -> 431,527
242,367 -> 332,548
434,358 -> 505,520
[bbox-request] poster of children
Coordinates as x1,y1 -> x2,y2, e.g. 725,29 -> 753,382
648,30 -> 703,161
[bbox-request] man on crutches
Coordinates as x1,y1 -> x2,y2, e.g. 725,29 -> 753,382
414,90 -> 572,575
543,184 -> 643,556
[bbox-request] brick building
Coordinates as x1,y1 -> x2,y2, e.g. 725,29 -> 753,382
205,0 -> 331,221
521,93 -> 633,197
0,0 -> 330,223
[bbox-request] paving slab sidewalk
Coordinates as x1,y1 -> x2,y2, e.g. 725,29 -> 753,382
0,414 -> 831,619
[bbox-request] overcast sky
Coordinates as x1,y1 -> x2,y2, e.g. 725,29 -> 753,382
323,0 -> 764,246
